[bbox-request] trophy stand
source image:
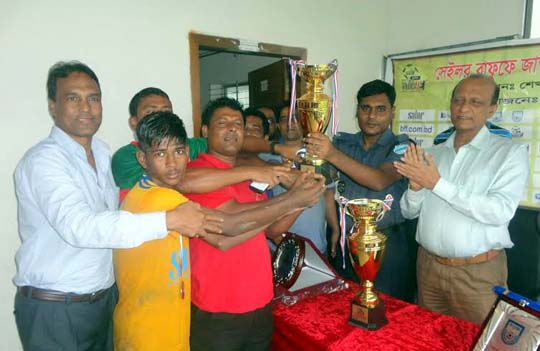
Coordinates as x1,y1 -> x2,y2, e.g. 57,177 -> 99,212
346,199 -> 389,330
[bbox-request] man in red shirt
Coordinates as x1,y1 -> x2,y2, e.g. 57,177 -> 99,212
185,97 -> 322,351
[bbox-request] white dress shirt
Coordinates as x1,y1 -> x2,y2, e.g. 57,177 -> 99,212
14,127 -> 168,293
400,126 -> 529,258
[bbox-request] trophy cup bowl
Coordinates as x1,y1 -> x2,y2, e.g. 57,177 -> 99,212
296,61 -> 337,172
298,64 -> 337,83
345,198 -> 388,330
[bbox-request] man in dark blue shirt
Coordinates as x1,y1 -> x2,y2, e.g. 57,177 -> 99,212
305,79 -> 415,302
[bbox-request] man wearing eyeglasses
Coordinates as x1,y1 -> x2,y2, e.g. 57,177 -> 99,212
395,74 -> 528,324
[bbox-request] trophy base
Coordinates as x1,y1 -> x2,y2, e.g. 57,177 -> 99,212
349,299 -> 388,331
300,161 -> 334,182
302,153 -> 325,167
300,163 -> 323,174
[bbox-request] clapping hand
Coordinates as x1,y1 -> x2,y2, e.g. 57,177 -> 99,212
393,144 -> 440,190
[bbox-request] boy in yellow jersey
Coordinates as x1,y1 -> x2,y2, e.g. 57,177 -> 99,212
114,111 -> 193,351
113,110 -> 326,350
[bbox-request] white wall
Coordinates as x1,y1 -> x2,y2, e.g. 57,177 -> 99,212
386,0 -> 526,54
1,1 -> 387,349
199,52 -> 280,110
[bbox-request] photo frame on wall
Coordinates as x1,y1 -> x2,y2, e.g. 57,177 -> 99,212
473,287 -> 540,350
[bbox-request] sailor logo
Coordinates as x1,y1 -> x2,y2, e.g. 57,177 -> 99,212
400,64 -> 426,92
393,143 -> 408,155
501,319 -> 525,345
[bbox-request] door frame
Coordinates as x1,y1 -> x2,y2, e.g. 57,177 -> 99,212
189,32 -> 307,136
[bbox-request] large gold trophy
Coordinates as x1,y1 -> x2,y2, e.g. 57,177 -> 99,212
296,60 -> 337,174
345,198 -> 388,330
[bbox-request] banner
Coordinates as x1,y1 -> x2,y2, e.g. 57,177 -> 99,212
391,43 -> 540,208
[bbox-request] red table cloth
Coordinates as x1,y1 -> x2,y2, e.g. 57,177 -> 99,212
272,283 -> 480,351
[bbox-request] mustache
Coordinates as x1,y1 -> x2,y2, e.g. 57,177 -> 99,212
223,130 -> 240,140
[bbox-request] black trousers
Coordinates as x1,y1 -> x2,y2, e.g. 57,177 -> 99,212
14,286 -> 117,351
190,302 -> 274,351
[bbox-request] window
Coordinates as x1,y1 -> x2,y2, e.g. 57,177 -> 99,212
209,84 -> 225,102
225,83 -> 249,107
208,82 -> 250,107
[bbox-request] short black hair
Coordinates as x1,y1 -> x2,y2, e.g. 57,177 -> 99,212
451,74 -> 500,105
201,97 -> 244,127
356,79 -> 396,106
136,111 -> 187,152
129,87 -> 170,117
47,61 -> 100,101
245,107 -> 270,136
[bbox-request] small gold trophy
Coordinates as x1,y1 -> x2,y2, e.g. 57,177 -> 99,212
345,198 -> 388,330
296,60 -> 337,174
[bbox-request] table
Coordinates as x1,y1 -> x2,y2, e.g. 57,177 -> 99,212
272,284 -> 480,351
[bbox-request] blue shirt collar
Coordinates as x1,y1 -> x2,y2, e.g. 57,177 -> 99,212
446,125 -> 490,150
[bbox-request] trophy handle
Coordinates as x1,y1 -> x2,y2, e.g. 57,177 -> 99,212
344,205 -> 351,218
375,210 -> 385,223
329,59 -> 338,71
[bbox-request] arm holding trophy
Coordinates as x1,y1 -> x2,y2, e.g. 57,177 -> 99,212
305,132 -> 402,191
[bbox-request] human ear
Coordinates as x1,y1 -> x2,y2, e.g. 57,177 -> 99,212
136,149 -> 147,169
129,116 -> 138,132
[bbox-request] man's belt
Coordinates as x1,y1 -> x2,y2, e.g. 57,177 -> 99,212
429,249 -> 501,266
18,286 -> 109,303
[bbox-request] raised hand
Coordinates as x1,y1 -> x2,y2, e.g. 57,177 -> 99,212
393,144 -> 440,190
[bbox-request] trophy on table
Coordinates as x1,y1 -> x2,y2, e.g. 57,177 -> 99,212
294,60 -> 338,174
345,198 -> 389,330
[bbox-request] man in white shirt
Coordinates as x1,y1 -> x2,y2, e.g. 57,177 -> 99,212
395,74 -> 529,324
13,61 -> 223,350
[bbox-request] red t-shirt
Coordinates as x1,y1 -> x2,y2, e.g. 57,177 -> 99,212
185,153 -> 273,313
